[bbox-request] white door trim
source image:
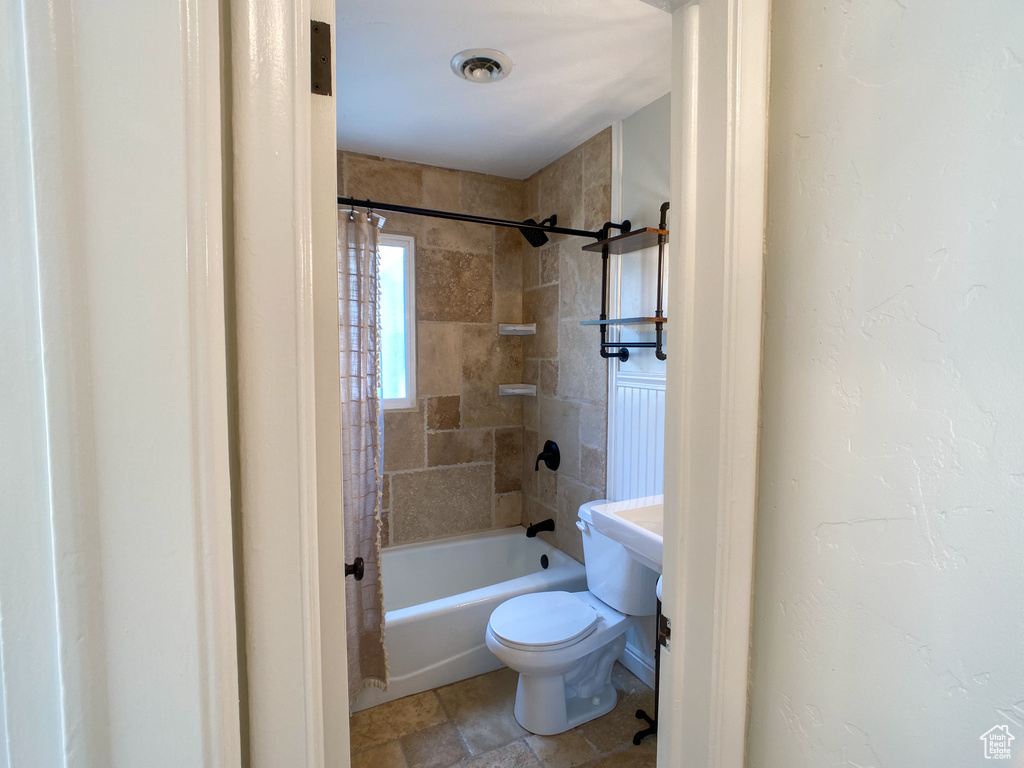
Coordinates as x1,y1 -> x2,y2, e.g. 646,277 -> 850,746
229,0 -> 322,765
308,3 -> 352,766
230,0 -> 346,765
606,119 -> 624,500
182,0 -> 246,760
659,0 -> 770,766
2,0 -> 240,763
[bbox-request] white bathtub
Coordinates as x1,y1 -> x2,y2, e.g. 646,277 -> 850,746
350,527 -> 587,712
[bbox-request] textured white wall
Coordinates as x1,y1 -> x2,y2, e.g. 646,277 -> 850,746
621,92 -> 671,229
749,1 -> 1024,766
617,93 -> 672,376
608,94 -> 672,686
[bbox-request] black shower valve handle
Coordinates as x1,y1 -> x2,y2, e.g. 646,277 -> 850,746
534,440 -> 560,472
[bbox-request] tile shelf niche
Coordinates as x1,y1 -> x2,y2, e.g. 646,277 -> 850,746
580,203 -> 671,363
497,323 -> 537,396
497,384 -> 537,397
497,323 -> 536,336
497,324 -> 537,396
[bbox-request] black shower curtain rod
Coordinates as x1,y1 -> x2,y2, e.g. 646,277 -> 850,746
337,196 -> 631,242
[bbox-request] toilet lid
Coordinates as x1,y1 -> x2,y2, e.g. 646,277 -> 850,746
489,592 -> 598,651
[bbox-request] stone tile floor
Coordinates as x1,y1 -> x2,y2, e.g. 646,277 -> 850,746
350,664 -> 657,768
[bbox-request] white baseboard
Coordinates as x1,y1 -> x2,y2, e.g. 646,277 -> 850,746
620,639 -> 656,689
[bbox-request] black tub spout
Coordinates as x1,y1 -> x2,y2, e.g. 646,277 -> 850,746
526,519 -> 555,538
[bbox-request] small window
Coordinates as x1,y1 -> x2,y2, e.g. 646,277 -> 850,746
379,233 -> 416,410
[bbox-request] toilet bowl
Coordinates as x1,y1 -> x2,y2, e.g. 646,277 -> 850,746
485,590 -> 630,734
485,501 -> 659,735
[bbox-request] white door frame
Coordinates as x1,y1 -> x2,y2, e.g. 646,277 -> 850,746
659,0 -> 770,766
308,1 -> 351,764
2,0 -> 240,764
228,0 -> 768,766
229,0 -> 348,765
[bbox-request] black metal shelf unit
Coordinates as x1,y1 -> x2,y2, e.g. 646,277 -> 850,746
581,202 -> 670,362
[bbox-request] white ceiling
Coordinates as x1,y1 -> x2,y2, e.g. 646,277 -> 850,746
335,1 -> 671,180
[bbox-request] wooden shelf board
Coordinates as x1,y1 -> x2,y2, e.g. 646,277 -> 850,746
580,316 -> 668,326
581,227 -> 669,255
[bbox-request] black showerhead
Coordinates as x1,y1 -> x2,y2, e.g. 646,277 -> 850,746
518,219 -> 548,248
518,215 -> 557,248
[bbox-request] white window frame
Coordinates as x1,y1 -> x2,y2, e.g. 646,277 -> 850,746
379,232 -> 417,410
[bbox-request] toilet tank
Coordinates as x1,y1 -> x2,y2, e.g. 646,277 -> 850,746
577,501 -> 658,616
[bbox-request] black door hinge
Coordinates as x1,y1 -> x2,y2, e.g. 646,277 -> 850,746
658,613 -> 671,649
311,20 -> 331,96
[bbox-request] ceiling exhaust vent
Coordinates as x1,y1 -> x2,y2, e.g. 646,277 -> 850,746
451,49 -> 513,84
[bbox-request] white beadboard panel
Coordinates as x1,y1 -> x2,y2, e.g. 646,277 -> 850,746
607,369 -> 664,685
608,371 -> 666,502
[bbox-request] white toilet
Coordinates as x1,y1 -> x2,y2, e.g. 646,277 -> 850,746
485,500 -> 659,735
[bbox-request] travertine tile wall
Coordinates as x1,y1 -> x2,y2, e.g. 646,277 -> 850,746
521,130 -> 612,562
337,131 -> 611,559
338,151 -> 526,547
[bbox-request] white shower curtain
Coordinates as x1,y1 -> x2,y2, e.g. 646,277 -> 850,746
338,208 -> 387,698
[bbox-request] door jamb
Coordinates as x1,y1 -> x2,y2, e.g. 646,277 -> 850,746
229,0 -> 346,764
659,0 -> 770,766
228,0 -> 769,763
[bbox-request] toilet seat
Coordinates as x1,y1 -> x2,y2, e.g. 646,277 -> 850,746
489,591 -> 598,651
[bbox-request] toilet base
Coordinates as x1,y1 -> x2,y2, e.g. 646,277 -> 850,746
509,633 -> 627,735
514,679 -> 618,736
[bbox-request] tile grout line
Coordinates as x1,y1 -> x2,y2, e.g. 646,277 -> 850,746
521,736 -> 546,767
432,688 -> 476,763
394,733 -> 413,768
